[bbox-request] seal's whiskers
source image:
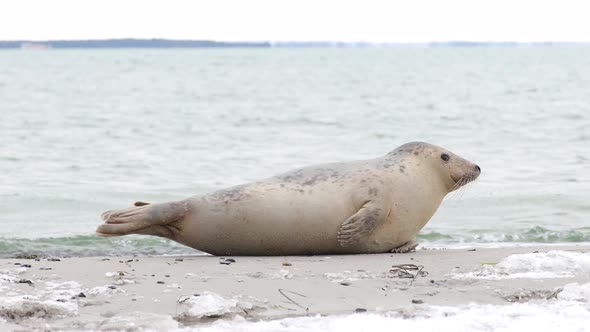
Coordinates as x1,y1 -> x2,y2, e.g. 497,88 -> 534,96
448,171 -> 479,200
456,179 -> 468,200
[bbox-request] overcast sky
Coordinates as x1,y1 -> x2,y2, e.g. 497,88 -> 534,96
1,0 -> 588,42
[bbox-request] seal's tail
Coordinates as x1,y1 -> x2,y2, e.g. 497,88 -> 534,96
96,201 -> 187,237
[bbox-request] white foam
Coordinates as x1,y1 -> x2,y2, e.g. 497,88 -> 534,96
177,291 -> 267,321
114,278 -> 136,285
44,281 -> 82,301
86,285 -> 125,296
173,281 -> 590,332
0,276 -> 81,322
184,273 -> 210,282
0,268 -> 27,288
0,295 -> 77,320
452,250 -> 590,279
98,311 -> 181,331
271,269 -> 293,280
559,282 -> 590,302
323,270 -> 374,283
179,301 -> 590,332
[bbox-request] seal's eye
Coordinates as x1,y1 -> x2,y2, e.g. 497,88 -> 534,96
441,153 -> 450,162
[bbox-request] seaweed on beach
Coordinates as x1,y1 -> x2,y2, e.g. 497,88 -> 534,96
389,264 -> 429,285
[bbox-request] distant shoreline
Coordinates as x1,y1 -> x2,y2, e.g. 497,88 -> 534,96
1,38 -> 588,49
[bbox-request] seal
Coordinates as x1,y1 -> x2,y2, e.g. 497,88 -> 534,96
96,142 -> 480,255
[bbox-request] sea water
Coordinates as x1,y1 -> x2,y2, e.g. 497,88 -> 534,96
0,47 -> 589,257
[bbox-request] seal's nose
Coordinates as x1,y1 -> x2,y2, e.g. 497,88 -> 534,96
474,165 -> 481,173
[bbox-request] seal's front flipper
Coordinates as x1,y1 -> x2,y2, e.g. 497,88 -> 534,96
391,239 -> 418,253
337,201 -> 388,247
134,201 -> 150,206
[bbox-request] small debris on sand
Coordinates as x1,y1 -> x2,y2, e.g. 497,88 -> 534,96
17,279 -> 34,285
14,254 -> 38,259
389,264 -> 428,279
219,258 -> 236,265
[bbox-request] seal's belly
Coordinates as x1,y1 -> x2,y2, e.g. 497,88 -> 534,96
184,184 -> 360,255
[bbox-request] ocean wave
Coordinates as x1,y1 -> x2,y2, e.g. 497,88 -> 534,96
0,235 -> 200,258
418,226 -> 590,244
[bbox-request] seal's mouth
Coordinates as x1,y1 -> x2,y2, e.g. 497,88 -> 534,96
450,170 -> 480,192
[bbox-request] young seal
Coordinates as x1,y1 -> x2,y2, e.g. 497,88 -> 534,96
96,142 -> 480,255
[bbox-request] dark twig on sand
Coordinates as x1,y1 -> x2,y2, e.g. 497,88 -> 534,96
278,288 -> 308,311
546,288 -> 564,300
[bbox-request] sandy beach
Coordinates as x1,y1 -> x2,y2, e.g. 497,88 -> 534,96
1,245 -> 589,331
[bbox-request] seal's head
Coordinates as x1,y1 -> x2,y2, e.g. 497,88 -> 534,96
394,142 -> 480,192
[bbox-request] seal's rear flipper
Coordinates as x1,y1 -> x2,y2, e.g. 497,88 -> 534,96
96,201 -> 187,237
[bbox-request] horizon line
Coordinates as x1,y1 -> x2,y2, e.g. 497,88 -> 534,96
2,38 -> 590,44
